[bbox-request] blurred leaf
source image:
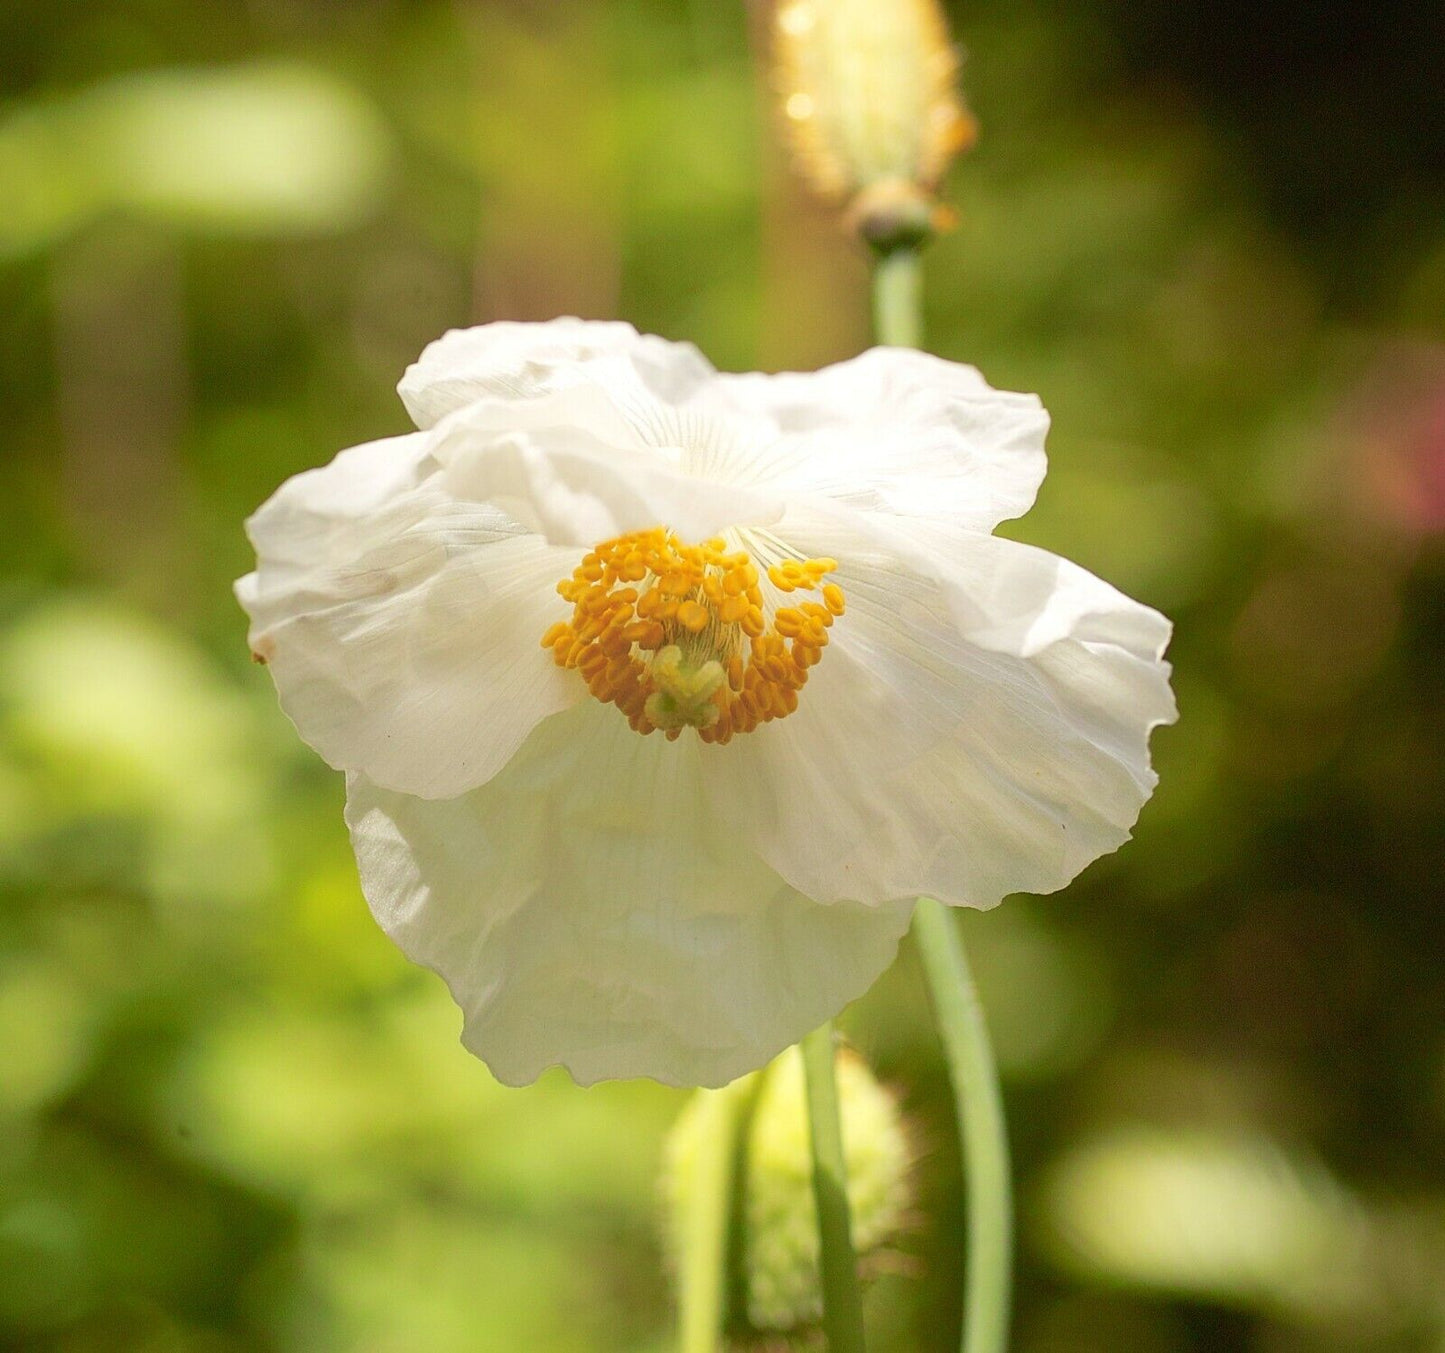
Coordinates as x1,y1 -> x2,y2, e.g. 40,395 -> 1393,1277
0,61 -> 394,258
1037,1123 -> 1445,1337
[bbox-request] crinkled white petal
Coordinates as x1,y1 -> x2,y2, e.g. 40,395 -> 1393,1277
399,318 -> 717,430
402,329 -> 1046,539
430,373 -> 784,548
345,701 -> 912,1087
237,431 -> 436,630
707,513 -> 1176,909
717,347 -> 1049,533
239,432 -> 580,800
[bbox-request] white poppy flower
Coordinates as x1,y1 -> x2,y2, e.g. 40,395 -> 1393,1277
238,319 -> 1175,1088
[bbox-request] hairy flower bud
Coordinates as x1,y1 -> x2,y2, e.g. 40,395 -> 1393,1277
771,0 -> 976,250
662,1043 -> 913,1338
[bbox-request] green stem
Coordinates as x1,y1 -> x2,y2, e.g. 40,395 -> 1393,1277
679,1086 -> 746,1353
801,1022 -> 868,1353
913,899 -> 1013,1353
871,248 -> 923,349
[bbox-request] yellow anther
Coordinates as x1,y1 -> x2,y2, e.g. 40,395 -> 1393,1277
597,628 -> 630,659
676,600 -> 710,633
720,594 -> 749,623
801,602 -> 833,627
544,530 -> 846,741
774,607 -> 805,638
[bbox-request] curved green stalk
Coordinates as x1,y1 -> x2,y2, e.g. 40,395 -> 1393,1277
801,1021 -> 868,1353
872,247 -> 923,349
912,899 -> 1013,1353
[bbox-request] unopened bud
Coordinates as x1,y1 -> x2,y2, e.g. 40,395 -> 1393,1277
662,1043 -> 913,1339
771,0 -> 976,251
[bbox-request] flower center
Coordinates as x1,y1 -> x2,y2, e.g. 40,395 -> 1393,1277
541,528 -> 846,744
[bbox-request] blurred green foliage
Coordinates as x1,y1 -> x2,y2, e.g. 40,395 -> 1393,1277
1,1 -> 1442,1349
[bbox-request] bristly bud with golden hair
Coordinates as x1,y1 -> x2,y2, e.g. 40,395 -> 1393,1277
770,0 -> 977,252
662,1044 -> 914,1340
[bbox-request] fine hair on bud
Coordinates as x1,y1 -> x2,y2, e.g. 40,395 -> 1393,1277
661,1042 -> 915,1343
770,0 -> 976,251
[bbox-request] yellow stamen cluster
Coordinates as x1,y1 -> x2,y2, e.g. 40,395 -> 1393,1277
541,529 -> 846,744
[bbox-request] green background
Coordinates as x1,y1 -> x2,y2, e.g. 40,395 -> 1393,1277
1,1 -> 1442,1348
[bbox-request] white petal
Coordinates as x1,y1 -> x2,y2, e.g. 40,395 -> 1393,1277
399,318 -> 717,429
431,374 -> 784,548
345,702 -> 911,1087
708,516 -> 1176,909
719,347 -> 1049,533
236,431 -> 436,631
239,433 -> 579,799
